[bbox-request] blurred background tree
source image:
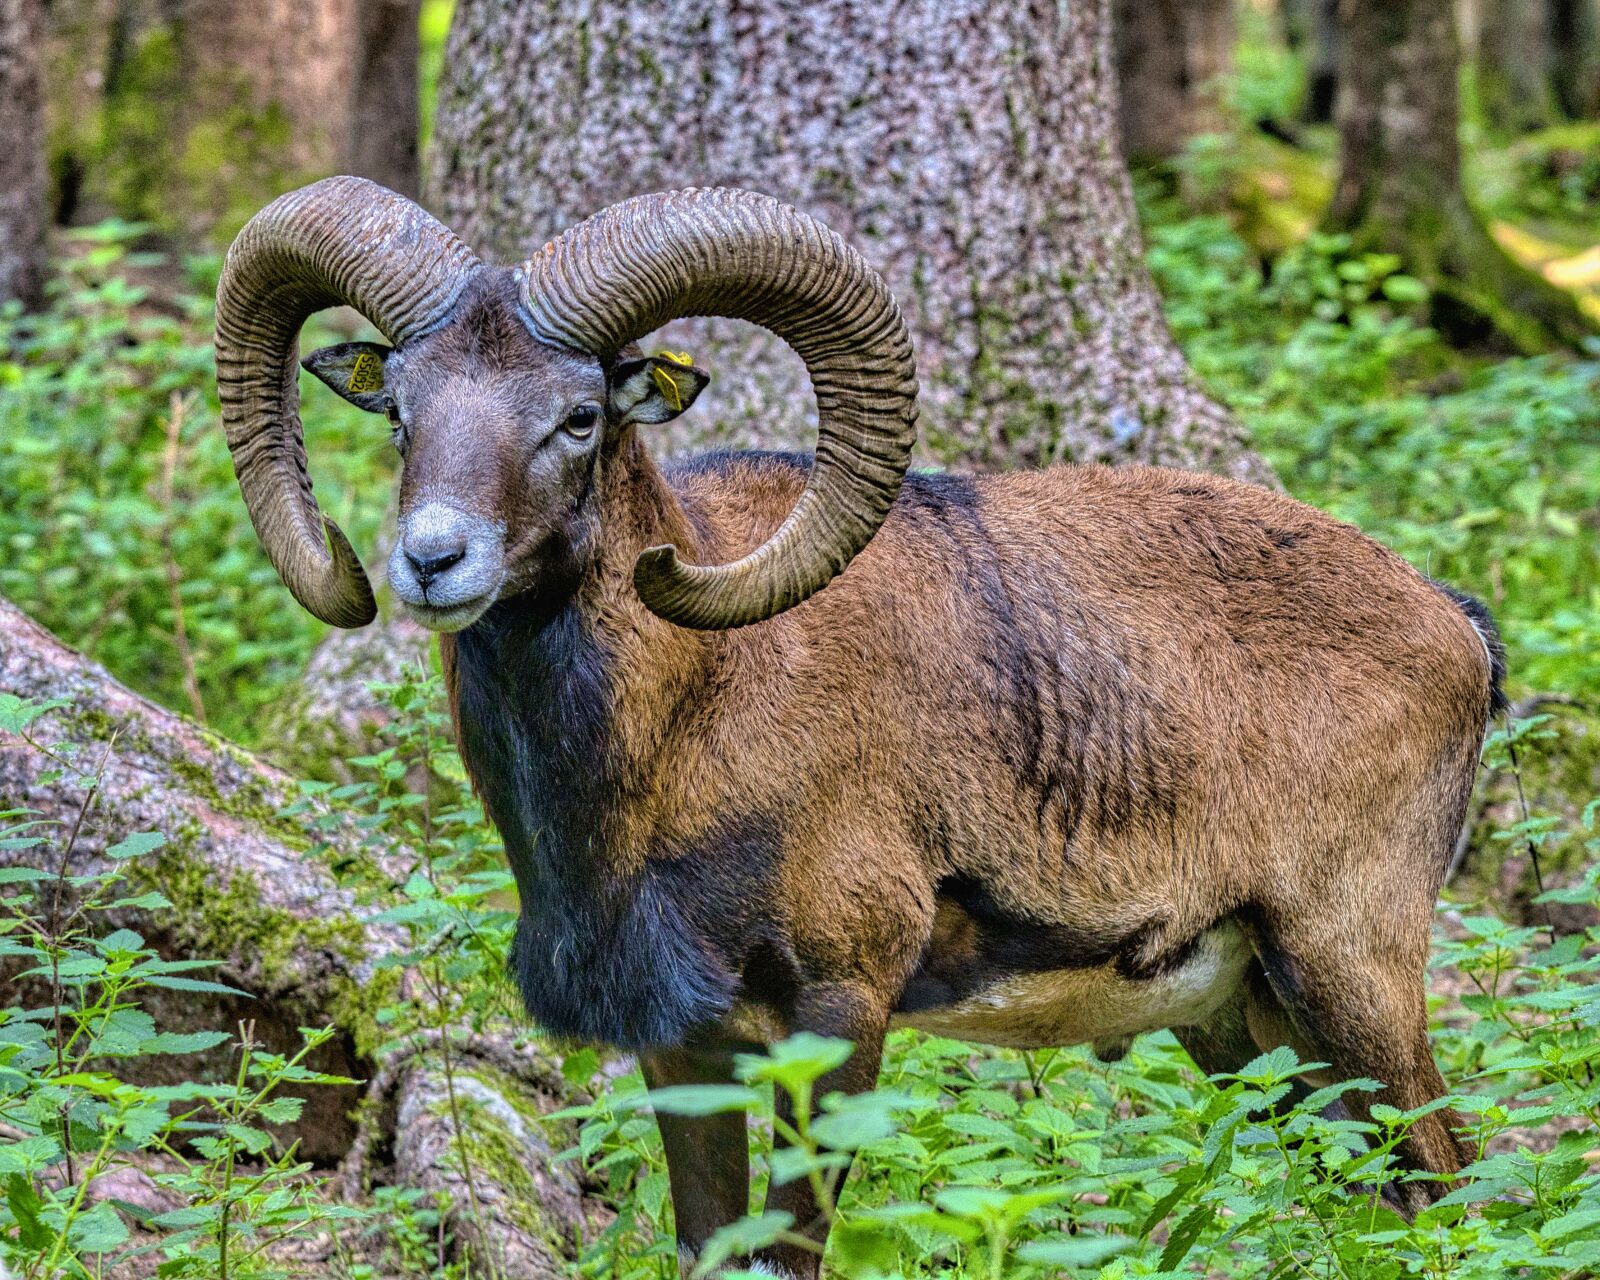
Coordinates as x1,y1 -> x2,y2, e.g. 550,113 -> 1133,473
42,0 -> 420,243
1279,0 -> 1339,122
1327,0 -> 1593,352
1114,0 -> 1237,162
0,0 -> 47,310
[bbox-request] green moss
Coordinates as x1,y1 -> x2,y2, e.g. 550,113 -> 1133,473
441,1066 -> 574,1250
132,833 -> 399,1058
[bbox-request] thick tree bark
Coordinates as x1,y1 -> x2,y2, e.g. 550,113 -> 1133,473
43,0 -> 420,240
0,0 -> 48,309
1327,0 -> 1594,352
430,0 -> 1272,483
0,598 -> 591,1275
1114,0 -> 1235,161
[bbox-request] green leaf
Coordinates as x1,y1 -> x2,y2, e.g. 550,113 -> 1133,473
640,1084 -> 760,1117
0,1135 -> 63,1174
141,975 -> 248,996
735,1032 -> 854,1092
140,1030 -> 232,1055
6,1173 -> 51,1250
1158,1203 -> 1213,1270
69,1199 -> 130,1253
1017,1233 -> 1135,1268
691,1211 -> 795,1278
104,831 -> 165,860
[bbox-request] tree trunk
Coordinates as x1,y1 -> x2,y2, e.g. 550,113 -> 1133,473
1327,0 -> 1594,352
0,597 -> 592,1275
1282,0 -> 1340,123
43,0 -> 420,241
430,0 -> 1272,484
1113,0 -> 1235,161
0,0 -> 48,309
1548,0 -> 1600,120
347,0 -> 422,198
1473,0 -> 1556,133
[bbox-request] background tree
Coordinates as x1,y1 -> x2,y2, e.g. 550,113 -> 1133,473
1327,0 -> 1593,352
1462,0 -> 1600,130
1548,0 -> 1600,119
0,0 -> 48,309
43,0 -> 421,242
1469,0 -> 1559,134
430,0 -> 1272,483
1113,0 -> 1235,161
1280,0 -> 1339,123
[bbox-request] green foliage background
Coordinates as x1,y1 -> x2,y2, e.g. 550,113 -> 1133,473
1,8 -> 1598,1276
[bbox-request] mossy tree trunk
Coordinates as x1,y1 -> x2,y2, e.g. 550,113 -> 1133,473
1326,0 -> 1594,353
43,0 -> 421,242
430,0 -> 1272,483
0,0 -> 47,309
1113,0 -> 1235,161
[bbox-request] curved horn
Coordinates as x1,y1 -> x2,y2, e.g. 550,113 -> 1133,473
519,188 -> 918,630
215,176 -> 480,627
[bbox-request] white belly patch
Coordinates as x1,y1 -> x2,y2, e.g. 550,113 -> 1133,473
890,921 -> 1252,1051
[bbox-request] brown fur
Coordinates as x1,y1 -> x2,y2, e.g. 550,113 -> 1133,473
325,279 -> 1492,1275
436,439 -> 1492,1270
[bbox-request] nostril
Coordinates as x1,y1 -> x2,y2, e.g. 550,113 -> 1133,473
405,542 -> 467,583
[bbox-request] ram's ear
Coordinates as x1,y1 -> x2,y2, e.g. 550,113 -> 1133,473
302,341 -> 395,413
608,351 -> 710,426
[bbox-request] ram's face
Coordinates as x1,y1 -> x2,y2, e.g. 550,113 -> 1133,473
302,273 -> 706,632
217,178 -> 912,634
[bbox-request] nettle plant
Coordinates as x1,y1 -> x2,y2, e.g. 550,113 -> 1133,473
0,694 -> 359,1279
554,748 -> 1600,1280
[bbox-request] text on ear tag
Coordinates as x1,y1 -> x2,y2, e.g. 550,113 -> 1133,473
347,351 -> 385,394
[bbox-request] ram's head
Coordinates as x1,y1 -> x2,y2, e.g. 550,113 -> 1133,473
214,178 -> 919,633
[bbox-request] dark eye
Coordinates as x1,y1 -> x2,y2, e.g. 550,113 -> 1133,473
564,405 -> 600,440
384,402 -> 407,449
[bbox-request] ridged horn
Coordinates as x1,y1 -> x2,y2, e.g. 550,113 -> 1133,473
215,176 -> 480,627
519,188 -> 919,630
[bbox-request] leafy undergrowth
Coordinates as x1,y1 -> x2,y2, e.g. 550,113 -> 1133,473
0,228 -> 395,747
1,67 -> 1597,1280
3,664 -> 1598,1278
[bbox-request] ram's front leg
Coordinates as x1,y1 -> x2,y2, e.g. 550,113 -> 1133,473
642,1044 -> 752,1279
754,984 -> 890,1280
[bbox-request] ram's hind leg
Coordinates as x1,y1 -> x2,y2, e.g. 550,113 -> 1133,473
1250,909 -> 1467,1215
1173,966 -> 1339,1121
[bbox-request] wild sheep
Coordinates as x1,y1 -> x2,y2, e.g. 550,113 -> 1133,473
216,177 -> 1504,1279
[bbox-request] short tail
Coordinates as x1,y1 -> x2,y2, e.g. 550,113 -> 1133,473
1432,581 -> 1508,717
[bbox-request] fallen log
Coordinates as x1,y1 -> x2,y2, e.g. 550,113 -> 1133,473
0,598 -> 596,1276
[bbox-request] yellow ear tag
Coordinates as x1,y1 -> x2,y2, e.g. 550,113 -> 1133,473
650,350 -> 693,412
651,365 -> 682,412
347,351 -> 385,394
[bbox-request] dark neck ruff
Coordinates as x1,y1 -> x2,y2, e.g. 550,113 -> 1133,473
450,591 -> 742,1050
